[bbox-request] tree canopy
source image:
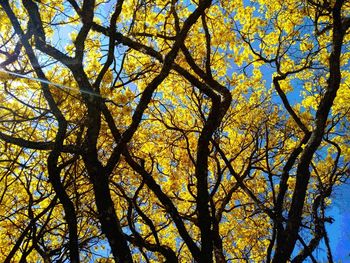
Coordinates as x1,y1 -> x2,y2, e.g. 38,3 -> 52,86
0,0 -> 349,262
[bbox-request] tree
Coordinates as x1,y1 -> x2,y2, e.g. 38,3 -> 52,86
0,0 -> 349,262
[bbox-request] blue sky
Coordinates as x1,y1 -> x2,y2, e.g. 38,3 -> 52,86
326,183 -> 350,261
